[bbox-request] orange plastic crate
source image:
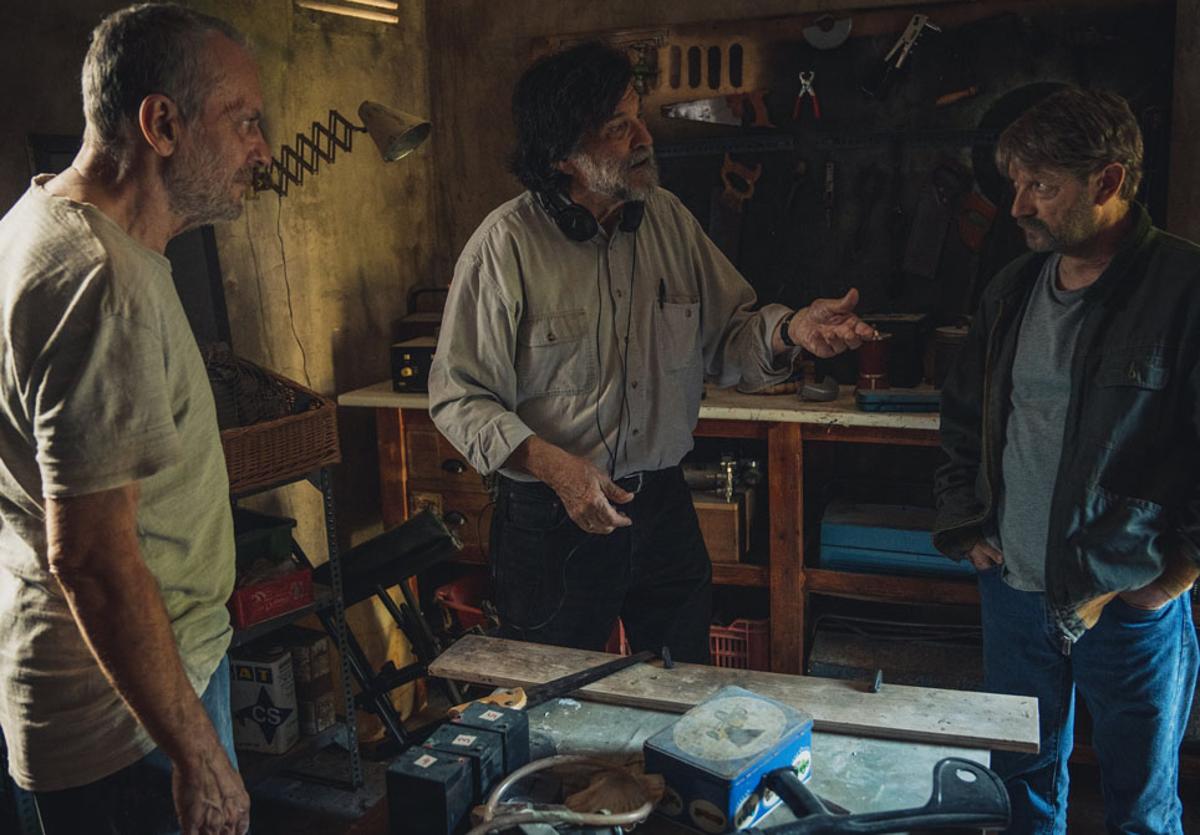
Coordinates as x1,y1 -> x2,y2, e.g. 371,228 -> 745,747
709,618 -> 770,671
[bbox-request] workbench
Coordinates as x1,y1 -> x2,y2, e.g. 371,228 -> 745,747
529,698 -> 988,832
337,381 -> 962,675
428,636 -> 1035,832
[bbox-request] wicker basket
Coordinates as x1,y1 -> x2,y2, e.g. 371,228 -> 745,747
220,371 -> 341,495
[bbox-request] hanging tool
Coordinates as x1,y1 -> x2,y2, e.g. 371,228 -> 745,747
935,85 -> 979,107
446,647 -> 670,718
710,153 -> 763,263
862,14 -> 942,99
719,152 -> 763,212
823,161 -> 836,230
958,190 -> 997,253
662,90 -> 775,128
802,15 -> 853,50
792,72 -> 821,121
784,158 -> 809,211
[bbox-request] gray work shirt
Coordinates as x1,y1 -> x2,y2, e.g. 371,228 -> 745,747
429,187 -> 796,481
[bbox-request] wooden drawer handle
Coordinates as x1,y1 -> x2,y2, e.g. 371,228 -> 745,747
441,459 -> 467,474
443,510 -> 467,527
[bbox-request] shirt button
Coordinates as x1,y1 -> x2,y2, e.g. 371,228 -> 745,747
684,309 -> 692,318
631,381 -> 638,389
632,428 -> 639,436
547,332 -> 556,342
616,289 -> 623,298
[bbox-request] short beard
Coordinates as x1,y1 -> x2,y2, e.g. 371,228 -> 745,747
1017,197 -> 1099,254
165,134 -> 245,231
571,148 -> 659,202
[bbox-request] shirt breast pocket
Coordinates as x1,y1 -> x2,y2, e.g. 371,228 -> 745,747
515,309 -> 596,398
655,297 -> 701,372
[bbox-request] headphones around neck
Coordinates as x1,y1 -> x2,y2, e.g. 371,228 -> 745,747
537,188 -> 644,242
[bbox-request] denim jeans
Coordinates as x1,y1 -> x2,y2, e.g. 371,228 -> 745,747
491,466 -> 713,663
34,656 -> 238,835
978,567 -> 1198,834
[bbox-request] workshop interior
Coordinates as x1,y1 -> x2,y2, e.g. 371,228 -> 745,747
0,0 -> 1198,834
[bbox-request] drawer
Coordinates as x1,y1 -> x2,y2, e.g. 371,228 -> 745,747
408,489 -> 494,564
403,411 -> 487,493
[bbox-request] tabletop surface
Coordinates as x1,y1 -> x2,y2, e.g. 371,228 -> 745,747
337,380 -> 941,431
526,697 -> 989,832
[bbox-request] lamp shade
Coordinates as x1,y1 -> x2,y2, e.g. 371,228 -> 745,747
358,100 -> 431,162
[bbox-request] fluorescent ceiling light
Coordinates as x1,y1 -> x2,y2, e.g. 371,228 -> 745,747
296,1 -> 399,24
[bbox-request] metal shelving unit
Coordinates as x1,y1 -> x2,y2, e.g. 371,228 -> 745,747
231,466 -> 362,790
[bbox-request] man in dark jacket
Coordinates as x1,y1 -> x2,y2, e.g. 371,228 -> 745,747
934,88 -> 1199,834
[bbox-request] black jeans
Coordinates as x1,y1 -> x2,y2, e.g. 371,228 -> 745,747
491,466 -> 712,664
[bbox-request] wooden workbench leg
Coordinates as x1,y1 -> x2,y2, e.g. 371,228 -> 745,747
376,407 -> 409,529
768,422 -> 805,674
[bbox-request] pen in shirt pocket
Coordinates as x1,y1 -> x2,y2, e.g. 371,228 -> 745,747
658,278 -> 665,309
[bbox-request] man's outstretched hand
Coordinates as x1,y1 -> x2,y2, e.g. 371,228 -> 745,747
787,288 -> 877,358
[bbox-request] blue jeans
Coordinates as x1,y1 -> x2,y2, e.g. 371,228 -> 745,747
34,657 -> 238,835
978,567 -> 1198,834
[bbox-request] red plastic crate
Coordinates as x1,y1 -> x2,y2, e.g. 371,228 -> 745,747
710,618 -> 770,671
432,572 -> 629,653
228,566 -> 313,629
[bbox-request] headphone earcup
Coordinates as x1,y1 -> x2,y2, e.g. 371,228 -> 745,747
556,204 -> 599,242
619,200 -> 645,233
538,189 -> 598,242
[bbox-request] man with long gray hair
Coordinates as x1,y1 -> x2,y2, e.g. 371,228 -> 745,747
935,87 -> 1199,833
0,4 -> 269,833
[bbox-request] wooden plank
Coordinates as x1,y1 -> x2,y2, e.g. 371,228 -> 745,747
805,569 -> 980,607
711,562 -> 767,587
802,424 -> 940,447
694,418 -> 768,439
375,408 -> 407,529
767,422 -> 805,674
430,636 -> 1039,754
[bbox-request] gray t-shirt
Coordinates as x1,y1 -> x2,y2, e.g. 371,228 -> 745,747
0,177 -> 235,790
994,253 -> 1087,591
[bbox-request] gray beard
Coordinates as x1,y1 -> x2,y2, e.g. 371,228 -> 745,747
165,141 -> 244,230
572,150 -> 659,202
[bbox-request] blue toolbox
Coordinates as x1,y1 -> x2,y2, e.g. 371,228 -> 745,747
422,723 -> 505,801
643,686 -> 813,833
819,500 -> 974,579
450,702 -> 530,774
386,745 -> 473,835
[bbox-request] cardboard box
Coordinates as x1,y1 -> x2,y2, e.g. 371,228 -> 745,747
231,646 -> 301,754
643,686 -> 813,833
693,490 -> 752,564
228,566 -> 313,629
273,625 -> 336,736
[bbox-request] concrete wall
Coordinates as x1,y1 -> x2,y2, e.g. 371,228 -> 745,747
0,0 -> 434,724
0,0 -> 434,552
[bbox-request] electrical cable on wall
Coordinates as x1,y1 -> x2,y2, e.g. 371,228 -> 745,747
243,211 -> 279,369
275,195 -> 313,387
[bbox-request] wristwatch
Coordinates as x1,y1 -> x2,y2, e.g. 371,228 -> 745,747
778,309 -> 799,348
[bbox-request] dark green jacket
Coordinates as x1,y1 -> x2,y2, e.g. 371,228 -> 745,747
933,204 -> 1200,641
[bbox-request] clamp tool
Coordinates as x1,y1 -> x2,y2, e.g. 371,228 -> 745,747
792,71 -> 821,120
863,13 -> 941,99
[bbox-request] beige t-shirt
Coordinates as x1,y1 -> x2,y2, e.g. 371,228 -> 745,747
0,177 -> 235,791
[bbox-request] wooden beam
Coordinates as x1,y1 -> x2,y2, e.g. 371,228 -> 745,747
767,422 -> 805,673
375,408 -> 408,529
805,569 -> 980,606
430,636 -> 1039,753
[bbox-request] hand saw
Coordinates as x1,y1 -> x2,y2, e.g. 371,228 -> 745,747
662,91 -> 774,128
